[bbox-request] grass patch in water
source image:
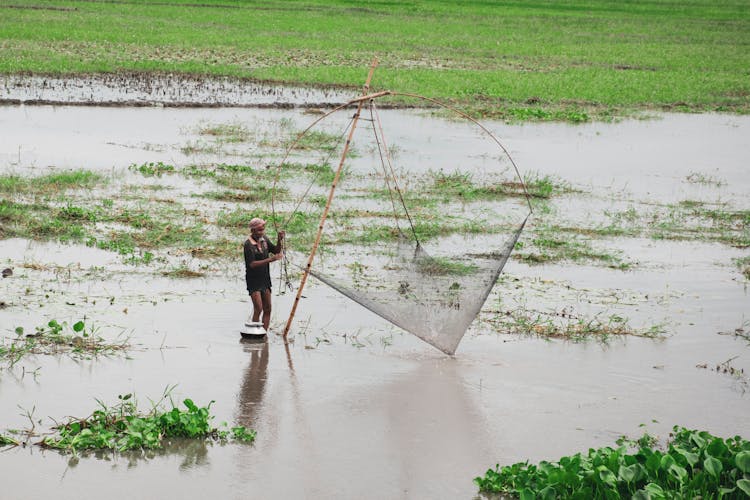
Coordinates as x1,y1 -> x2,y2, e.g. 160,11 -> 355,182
514,224 -> 631,270
487,308 -> 664,341
129,161 -> 175,177
0,170 -> 105,195
0,434 -> 20,447
415,255 -> 477,276
475,426 -> 750,499
161,265 -> 205,278
420,170 -> 569,202
0,199 -> 92,243
197,122 -> 250,143
2,319 -> 129,368
39,390 -> 255,453
605,202 -> 750,248
734,256 -> 750,280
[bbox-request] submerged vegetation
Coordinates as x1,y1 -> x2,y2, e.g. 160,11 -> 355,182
38,391 -> 255,453
475,426 -> 750,499
486,308 -> 665,341
1,320 -> 129,368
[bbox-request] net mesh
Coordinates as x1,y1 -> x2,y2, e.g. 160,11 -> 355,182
274,96 -> 531,354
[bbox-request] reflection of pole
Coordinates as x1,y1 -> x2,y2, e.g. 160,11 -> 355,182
283,57 -> 379,340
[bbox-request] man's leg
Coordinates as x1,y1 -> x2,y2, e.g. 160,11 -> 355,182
250,291 -> 262,322
260,289 -> 272,330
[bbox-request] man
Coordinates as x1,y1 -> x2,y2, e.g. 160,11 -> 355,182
244,217 -> 284,332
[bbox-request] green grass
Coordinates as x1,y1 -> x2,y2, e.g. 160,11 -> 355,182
487,307 -> 664,341
0,170 -> 105,195
475,426 -> 750,499
1,0 -> 749,120
514,224 -> 632,269
604,202 -> 750,248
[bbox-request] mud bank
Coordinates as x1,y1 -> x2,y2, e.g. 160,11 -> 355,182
0,73 -> 354,107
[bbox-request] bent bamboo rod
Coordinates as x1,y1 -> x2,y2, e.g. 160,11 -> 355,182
282,58 -> 379,340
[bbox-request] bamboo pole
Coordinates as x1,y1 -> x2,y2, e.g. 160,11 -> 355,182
282,58 -> 379,340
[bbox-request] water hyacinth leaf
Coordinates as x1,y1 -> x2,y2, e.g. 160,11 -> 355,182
537,486 -> 556,500
660,454 -> 676,470
737,451 -> 750,473
707,438 -> 729,458
618,463 -> 638,484
519,488 -> 535,500
704,456 -> 723,479
668,464 -> 688,484
631,491 -> 649,500
673,446 -> 699,468
73,321 -> 84,332
597,466 -> 617,487
644,482 -> 666,499
737,479 -> 750,496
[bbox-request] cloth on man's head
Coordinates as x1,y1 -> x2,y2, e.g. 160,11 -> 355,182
249,217 -> 266,230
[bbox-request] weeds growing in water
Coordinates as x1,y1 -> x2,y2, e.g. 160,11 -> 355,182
423,170 -> 568,202
0,170 -> 105,195
129,161 -> 175,177
39,390 -> 255,453
486,308 -> 665,341
1,319 -> 129,368
415,255 -> 478,276
475,426 -> 750,499
734,256 -> 750,280
0,433 -> 20,447
514,224 -> 631,270
685,171 -> 726,187
197,122 -> 250,143
161,265 -> 206,278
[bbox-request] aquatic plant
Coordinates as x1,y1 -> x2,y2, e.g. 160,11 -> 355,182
40,392 -> 255,453
475,426 -> 750,499
2,320 -> 129,368
0,433 -> 20,447
129,161 -> 175,177
487,308 -> 665,341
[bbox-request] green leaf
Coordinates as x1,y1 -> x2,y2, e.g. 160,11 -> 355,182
644,482 -> 665,499
673,446 -> 699,468
597,466 -> 617,487
618,464 -> 637,484
737,478 -> 750,496
73,321 -> 84,332
736,451 -> 750,474
704,456 -> 723,479
706,438 -> 728,458
631,491 -> 649,500
668,464 -> 687,484
538,485 -> 556,500
519,488 -> 535,500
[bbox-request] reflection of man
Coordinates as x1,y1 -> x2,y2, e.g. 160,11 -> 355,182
237,340 -> 269,428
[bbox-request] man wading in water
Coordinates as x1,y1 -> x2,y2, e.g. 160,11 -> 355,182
244,218 -> 284,332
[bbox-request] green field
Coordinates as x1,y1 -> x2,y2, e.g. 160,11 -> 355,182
1,0 -> 749,120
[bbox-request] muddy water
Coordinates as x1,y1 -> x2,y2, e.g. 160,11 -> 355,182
1,105 -> 749,499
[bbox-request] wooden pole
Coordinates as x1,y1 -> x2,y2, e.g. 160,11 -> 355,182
282,58 -> 379,340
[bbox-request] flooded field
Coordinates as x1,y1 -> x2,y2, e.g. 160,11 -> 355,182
1,99 -> 749,499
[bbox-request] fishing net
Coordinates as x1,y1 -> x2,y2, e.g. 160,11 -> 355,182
272,93 -> 531,354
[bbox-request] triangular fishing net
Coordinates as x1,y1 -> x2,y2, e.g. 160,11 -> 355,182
272,93 -> 531,354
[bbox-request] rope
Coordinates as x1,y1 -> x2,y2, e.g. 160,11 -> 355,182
367,99 -> 421,246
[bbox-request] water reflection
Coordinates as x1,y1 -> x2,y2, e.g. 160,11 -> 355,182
236,339 -> 269,429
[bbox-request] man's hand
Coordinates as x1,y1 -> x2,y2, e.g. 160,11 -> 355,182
273,252 -> 284,262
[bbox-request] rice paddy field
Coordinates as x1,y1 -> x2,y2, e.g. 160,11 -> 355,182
1,1 -> 749,499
